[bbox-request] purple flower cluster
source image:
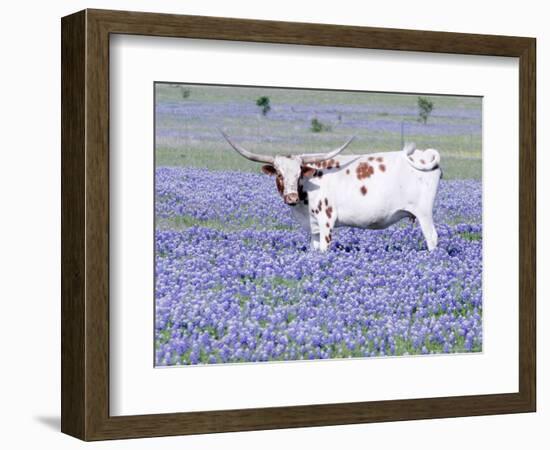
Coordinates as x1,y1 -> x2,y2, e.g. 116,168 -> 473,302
156,167 -> 296,229
155,167 -> 482,365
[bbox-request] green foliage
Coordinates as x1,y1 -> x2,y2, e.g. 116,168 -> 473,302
310,117 -> 332,132
256,96 -> 271,116
418,96 -> 434,124
180,87 -> 191,99
459,231 -> 482,241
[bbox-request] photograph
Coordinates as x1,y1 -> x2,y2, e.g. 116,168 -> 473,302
154,83 -> 483,366
52,4 -> 537,443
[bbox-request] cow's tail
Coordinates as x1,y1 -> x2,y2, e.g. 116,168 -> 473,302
403,142 -> 441,172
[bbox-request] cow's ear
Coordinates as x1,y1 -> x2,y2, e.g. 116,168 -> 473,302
301,166 -> 317,178
261,165 -> 277,175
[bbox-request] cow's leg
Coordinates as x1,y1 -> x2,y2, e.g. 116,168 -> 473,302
318,205 -> 336,252
308,209 -> 321,250
416,212 -> 438,251
308,195 -> 335,252
318,220 -> 335,252
309,209 -> 333,251
310,234 -> 321,250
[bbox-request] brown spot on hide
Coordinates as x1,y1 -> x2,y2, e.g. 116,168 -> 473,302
262,165 -> 277,175
311,209 -> 315,214
326,206 -> 333,219
324,198 -> 328,206
301,166 -> 317,178
356,162 -> 374,180
314,159 -> 341,170
317,200 -> 323,211
379,164 -> 386,172
346,169 -> 350,175
420,159 -> 426,164
326,223 -> 330,228
275,175 -> 284,196
376,156 -> 383,162
360,185 -> 367,195
325,236 -> 330,243
368,156 -> 375,161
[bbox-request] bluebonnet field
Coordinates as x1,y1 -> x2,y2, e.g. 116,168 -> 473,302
154,84 -> 482,366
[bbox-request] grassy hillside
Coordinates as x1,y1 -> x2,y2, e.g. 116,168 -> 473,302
155,83 -> 482,179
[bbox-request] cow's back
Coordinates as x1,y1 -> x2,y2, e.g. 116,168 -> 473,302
304,151 -> 440,229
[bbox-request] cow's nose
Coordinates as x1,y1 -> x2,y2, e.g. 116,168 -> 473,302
284,193 -> 299,205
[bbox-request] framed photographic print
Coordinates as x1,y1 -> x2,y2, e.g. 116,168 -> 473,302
61,9 -> 536,441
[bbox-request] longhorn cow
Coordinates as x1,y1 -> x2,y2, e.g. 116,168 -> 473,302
221,132 -> 441,252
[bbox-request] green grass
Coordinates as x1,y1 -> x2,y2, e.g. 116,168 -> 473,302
156,215 -> 295,232
459,231 -> 483,241
156,83 -> 481,109
155,83 -> 482,180
156,141 -> 481,180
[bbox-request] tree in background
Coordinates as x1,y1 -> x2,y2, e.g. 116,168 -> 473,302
310,117 -> 332,132
256,96 -> 271,116
417,97 -> 434,124
180,87 -> 191,99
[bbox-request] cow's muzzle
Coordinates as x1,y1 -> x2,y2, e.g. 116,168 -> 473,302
284,193 -> 299,205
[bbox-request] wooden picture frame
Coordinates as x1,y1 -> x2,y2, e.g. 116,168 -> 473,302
61,8 -> 536,441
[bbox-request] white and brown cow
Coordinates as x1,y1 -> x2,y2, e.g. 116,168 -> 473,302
221,132 -> 441,252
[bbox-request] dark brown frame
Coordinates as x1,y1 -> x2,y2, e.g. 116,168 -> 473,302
61,8 -> 536,441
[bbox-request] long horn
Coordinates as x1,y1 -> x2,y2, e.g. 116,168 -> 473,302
220,130 -> 274,164
300,136 -> 355,164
